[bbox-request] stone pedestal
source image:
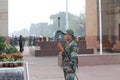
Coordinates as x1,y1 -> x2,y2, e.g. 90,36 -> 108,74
30,41 -> 94,57
58,54 -> 120,66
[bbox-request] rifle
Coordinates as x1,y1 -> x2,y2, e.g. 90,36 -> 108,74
57,43 -> 69,59
57,42 -> 79,80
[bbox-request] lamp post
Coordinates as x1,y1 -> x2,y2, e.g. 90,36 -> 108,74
58,17 -> 60,30
66,0 -> 69,30
99,0 -> 103,55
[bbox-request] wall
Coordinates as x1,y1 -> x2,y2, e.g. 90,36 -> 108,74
86,0 -> 98,48
0,0 -> 8,36
115,6 -> 120,42
86,0 -> 120,48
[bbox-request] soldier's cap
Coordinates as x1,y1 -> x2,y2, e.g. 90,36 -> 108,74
64,29 -> 74,36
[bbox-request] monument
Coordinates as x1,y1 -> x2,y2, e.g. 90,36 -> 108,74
86,0 -> 120,50
0,0 -> 8,36
54,17 -> 64,41
30,15 -> 94,56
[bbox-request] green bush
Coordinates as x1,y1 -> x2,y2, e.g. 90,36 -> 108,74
0,36 -> 7,53
5,46 -> 18,54
0,36 -> 18,54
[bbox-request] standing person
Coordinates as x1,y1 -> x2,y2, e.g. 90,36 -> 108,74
58,29 -> 79,80
29,36 -> 32,46
32,37 -> 35,46
14,36 -> 18,46
19,35 -> 24,52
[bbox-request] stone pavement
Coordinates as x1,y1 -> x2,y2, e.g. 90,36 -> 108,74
23,47 -> 120,80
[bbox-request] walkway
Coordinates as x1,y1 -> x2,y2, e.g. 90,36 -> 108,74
23,47 -> 120,80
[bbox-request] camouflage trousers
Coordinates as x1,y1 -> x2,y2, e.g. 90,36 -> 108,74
63,68 -> 76,80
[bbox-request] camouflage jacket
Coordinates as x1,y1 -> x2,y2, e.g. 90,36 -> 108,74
62,39 -> 79,69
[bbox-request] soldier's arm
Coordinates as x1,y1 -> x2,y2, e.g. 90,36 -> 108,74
69,44 -> 79,66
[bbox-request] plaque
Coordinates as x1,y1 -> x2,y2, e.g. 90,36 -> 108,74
0,67 -> 24,80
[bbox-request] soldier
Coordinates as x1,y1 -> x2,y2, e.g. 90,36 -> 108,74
58,29 -> 79,80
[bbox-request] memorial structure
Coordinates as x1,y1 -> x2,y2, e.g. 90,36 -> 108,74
86,0 -> 120,49
58,0 -> 120,66
0,0 -> 8,36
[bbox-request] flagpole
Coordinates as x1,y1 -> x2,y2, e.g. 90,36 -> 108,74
98,0 -> 103,55
66,0 -> 69,30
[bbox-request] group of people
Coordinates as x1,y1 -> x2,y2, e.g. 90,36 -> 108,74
9,35 -> 25,53
9,35 -> 38,53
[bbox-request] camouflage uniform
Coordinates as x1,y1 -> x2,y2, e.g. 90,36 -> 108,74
62,29 -> 79,80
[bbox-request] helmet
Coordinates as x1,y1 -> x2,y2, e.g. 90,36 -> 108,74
64,29 -> 74,36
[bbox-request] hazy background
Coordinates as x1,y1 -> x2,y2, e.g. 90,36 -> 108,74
8,0 -> 85,37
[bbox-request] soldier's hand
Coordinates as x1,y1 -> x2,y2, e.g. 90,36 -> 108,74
67,61 -> 71,64
57,42 -> 64,52
59,51 -> 63,55
67,68 -> 73,73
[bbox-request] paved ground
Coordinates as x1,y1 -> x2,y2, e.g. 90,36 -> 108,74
23,47 -> 120,80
